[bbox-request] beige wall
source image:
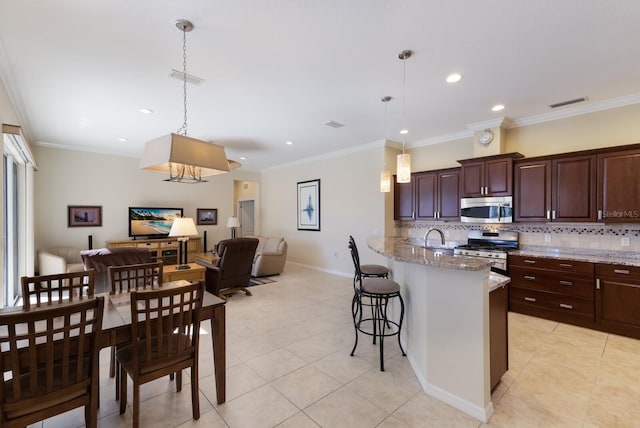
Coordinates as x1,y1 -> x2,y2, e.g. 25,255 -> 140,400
33,146 -> 260,256
262,146 -> 387,276
505,104 -> 640,157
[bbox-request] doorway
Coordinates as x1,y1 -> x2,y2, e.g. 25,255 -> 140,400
238,200 -> 255,237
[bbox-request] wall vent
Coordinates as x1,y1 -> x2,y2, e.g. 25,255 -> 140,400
549,96 -> 587,109
169,69 -> 204,85
324,121 -> 345,128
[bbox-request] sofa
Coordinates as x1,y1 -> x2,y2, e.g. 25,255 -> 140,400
80,247 -> 152,293
37,247 -> 85,276
250,236 -> 288,277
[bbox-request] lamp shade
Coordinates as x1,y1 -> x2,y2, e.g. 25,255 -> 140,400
380,170 -> 391,192
226,217 -> 240,228
140,133 -> 240,182
396,153 -> 411,183
168,217 -> 198,237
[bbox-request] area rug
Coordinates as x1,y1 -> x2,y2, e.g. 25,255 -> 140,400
249,276 -> 277,287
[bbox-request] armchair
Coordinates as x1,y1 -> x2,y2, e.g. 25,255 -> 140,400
196,238 -> 259,298
251,236 -> 288,277
37,246 -> 85,276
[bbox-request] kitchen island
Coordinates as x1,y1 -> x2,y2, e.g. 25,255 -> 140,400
367,237 -> 509,423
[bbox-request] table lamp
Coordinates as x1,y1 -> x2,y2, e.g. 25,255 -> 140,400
168,217 -> 198,270
226,217 -> 240,238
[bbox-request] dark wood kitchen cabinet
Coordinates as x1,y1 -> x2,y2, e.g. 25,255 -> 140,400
597,148 -> 640,223
394,168 -> 461,221
508,254 -> 596,328
513,154 -> 597,222
595,264 -> 640,339
394,174 -> 415,220
458,153 -> 523,198
490,283 -> 508,391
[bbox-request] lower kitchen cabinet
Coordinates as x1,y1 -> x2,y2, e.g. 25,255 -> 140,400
490,284 -> 508,391
508,255 -> 597,328
596,263 -> 640,338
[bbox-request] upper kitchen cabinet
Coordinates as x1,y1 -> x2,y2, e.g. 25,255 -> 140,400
598,147 -> 640,223
394,174 -> 415,220
458,153 -> 523,197
514,154 -> 597,222
394,168 -> 461,221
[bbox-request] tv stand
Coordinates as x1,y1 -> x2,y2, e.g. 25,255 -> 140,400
107,237 -> 201,264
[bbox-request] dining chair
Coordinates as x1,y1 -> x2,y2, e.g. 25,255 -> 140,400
116,281 -> 204,427
107,261 -> 163,398
21,269 -> 96,308
0,297 -> 105,428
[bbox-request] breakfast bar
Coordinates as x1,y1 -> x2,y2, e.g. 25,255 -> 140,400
368,237 -> 509,423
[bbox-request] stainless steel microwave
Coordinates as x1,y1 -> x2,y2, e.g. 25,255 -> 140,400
460,196 -> 513,223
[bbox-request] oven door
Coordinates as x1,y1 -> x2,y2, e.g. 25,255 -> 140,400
460,196 -> 513,223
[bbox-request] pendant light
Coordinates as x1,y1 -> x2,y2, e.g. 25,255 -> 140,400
140,19 -> 240,183
380,96 -> 392,193
396,49 -> 412,184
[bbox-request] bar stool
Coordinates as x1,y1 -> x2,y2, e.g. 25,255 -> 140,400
348,239 -> 405,371
348,236 -> 389,286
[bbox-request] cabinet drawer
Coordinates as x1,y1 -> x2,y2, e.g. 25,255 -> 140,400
509,255 -> 594,275
509,266 -> 594,298
510,287 -> 594,316
136,242 -> 155,249
161,241 -> 179,248
595,264 -> 640,278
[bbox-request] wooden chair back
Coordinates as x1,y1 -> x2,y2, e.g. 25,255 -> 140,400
0,297 -> 105,428
117,281 -> 204,425
21,269 -> 95,309
108,261 -> 163,295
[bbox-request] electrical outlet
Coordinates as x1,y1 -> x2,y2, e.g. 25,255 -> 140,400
544,233 -> 551,243
621,237 -> 630,247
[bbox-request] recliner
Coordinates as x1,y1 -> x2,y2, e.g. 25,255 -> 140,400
196,238 -> 259,298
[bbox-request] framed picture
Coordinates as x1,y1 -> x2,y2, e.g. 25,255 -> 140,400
197,208 -> 218,225
297,179 -> 320,231
68,205 -> 102,227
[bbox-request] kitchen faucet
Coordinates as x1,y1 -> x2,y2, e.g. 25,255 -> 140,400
424,228 -> 445,247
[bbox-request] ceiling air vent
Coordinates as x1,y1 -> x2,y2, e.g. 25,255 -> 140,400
169,69 -> 204,85
549,96 -> 587,109
324,121 -> 345,129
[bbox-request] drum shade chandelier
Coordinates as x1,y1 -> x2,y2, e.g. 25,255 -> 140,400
140,19 -> 240,183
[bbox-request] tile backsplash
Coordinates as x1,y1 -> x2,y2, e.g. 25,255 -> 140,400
399,221 -> 640,253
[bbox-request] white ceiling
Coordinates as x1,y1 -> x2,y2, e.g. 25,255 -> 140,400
1,1 -> 640,171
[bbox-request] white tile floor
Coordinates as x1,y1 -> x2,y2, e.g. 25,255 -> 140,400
33,264 -> 640,427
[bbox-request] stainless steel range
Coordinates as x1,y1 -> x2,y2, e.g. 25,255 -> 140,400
454,230 -> 519,275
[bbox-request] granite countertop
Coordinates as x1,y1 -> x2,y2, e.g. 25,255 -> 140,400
367,237 -> 492,272
489,272 -> 510,292
510,246 -> 640,267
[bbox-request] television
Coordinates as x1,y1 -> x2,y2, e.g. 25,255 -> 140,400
128,207 -> 183,239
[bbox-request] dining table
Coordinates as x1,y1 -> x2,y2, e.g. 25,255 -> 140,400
1,279 -> 227,404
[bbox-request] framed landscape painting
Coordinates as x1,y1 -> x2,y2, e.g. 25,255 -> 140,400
297,179 -> 320,231
197,208 -> 218,225
68,205 -> 102,227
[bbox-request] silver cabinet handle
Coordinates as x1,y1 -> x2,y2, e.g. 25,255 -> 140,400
559,280 -> 573,286
437,212 -> 440,219
596,278 -> 601,290
598,210 -> 603,220
552,210 -> 557,220
524,297 -> 536,302
484,186 -> 488,195
559,303 -> 573,310
614,269 -> 630,275
559,263 -> 573,269
434,212 -> 437,219
547,210 -> 551,220
524,275 -> 536,281
524,259 -> 536,264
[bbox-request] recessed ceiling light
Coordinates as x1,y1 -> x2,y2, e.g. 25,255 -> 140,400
491,104 -> 505,112
285,141 -> 294,145
240,156 -> 246,160
446,73 -> 463,83
139,108 -> 153,114
400,129 -> 409,135
118,137 -> 128,142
